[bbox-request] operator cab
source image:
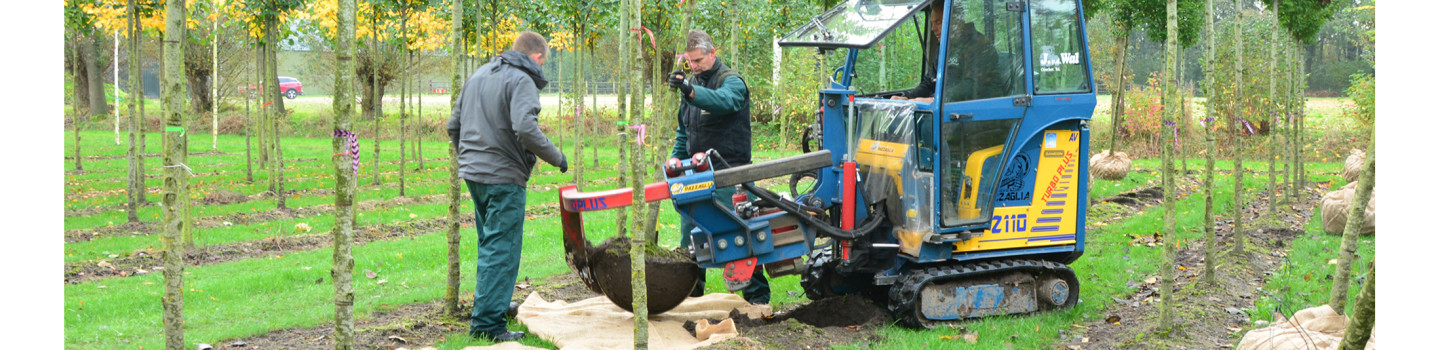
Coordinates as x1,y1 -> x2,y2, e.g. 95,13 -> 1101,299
782,0 -> 1095,255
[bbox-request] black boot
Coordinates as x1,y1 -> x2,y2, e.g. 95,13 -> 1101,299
506,301 -> 520,318
474,330 -> 526,342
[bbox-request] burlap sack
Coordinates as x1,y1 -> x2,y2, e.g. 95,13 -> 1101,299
1343,149 -> 1366,183
1320,181 -> 1377,235
1236,305 -> 1375,350
514,292 -> 755,350
1091,150 -> 1131,181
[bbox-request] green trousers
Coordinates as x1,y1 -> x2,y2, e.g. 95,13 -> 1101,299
465,181 -> 526,336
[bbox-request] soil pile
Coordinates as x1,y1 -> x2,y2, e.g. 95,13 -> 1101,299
588,236 -> 703,314
1320,181 -> 1376,235
696,295 -> 889,349
1090,150 -> 1132,181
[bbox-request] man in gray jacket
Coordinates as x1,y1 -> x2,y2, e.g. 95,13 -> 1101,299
447,31 -> 566,342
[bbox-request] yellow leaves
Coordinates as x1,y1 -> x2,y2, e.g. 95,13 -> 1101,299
304,0 -> 451,51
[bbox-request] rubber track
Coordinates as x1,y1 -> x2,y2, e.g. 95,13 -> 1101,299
886,259 -> 1080,328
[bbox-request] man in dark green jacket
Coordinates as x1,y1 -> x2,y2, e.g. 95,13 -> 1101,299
446,31 -> 566,342
667,29 -> 769,304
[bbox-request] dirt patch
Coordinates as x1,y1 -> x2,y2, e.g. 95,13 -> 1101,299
201,189 -> 250,205
1060,178 -> 1323,349
1101,186 -> 1163,207
65,194 -> 449,243
65,212 -> 465,284
588,237 -> 703,314
693,295 -> 888,349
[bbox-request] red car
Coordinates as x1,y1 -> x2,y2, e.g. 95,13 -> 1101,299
242,76 -> 304,99
278,77 -> 303,99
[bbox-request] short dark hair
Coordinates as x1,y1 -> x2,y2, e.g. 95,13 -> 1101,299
512,31 -> 548,57
686,30 -> 714,53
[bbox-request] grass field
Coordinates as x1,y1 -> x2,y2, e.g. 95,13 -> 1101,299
63,97 -> 1373,348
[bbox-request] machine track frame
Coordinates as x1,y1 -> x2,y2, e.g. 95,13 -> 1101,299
887,259 -> 1080,328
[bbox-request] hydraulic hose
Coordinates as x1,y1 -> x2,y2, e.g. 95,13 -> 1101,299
706,149 -> 883,240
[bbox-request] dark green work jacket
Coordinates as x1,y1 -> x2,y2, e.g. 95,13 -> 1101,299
670,60 -> 753,166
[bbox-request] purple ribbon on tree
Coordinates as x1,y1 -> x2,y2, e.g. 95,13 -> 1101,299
1164,121 -> 1179,150
333,128 -> 360,177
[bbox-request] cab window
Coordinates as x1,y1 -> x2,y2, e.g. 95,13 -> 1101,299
942,0 -> 1025,103
1031,0 -> 1091,94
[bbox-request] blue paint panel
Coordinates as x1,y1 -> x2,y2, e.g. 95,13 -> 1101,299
1041,209 -> 1063,215
1030,226 -> 1059,232
970,285 -> 1005,310
1035,217 -> 1062,223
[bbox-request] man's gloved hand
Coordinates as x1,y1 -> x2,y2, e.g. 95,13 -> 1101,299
558,155 -> 569,174
668,70 -> 693,97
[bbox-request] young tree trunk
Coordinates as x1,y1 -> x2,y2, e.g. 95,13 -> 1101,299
1230,2 -> 1246,258
573,38 -> 585,185
1328,139 -> 1374,312
1202,0 -> 1218,285
126,0 -> 143,223
1296,43 -> 1307,201
399,16 -> 409,198
1267,1 -> 1279,216
399,50 -> 408,198
140,36 -> 149,182
1338,262 -> 1375,349
266,15 -> 288,210
1159,0 -> 1179,334
160,0 -> 188,348
212,4 -> 219,151
624,0 -> 649,345
1295,54 -> 1306,196
245,37 -> 255,183
71,33 -> 85,172
615,0 -> 631,239
331,1 -> 359,348
256,41 -> 269,178
590,48 -> 599,168
1109,30 -> 1130,155
259,42 -> 272,191
445,0 -> 464,317
371,27 -> 383,186
416,73 -> 424,171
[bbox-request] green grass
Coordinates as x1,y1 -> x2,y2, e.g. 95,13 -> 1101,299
1246,172 -> 1374,324
64,119 -> 1369,349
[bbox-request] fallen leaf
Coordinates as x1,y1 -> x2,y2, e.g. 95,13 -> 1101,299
365,270 -> 378,279
377,279 -> 388,285
388,335 -> 407,343
845,325 -> 861,331
1144,276 -> 1158,284
1105,315 -> 1121,324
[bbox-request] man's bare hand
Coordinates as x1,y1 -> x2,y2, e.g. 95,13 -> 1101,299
912,97 -> 934,103
889,95 -> 908,100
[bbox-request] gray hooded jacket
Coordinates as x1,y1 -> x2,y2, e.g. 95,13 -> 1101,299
447,50 -> 565,186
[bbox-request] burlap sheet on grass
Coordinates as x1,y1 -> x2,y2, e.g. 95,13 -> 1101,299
1237,305 -> 1375,350
511,292 -> 764,350
1343,149 -> 1366,182
1091,150 -> 1132,181
462,343 -> 550,350
1321,181 -> 1376,235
